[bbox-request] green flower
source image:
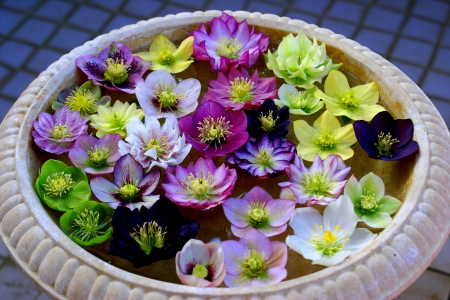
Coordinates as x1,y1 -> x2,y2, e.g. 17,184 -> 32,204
315,70 -> 385,121
135,34 -> 194,74
275,84 -> 323,115
60,201 -> 113,246
35,159 -> 91,211
265,32 -> 341,89
90,101 -> 144,138
293,110 -> 357,161
344,172 -> 402,228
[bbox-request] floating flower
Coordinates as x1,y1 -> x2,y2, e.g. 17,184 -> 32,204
176,239 -> 226,287
353,111 -> 419,161
178,101 -> 248,157
76,41 -> 151,94
228,135 -> 295,178
222,186 -> 295,237
35,159 -> 91,211
90,101 -> 144,138
118,115 -> 191,170
134,34 -> 194,74
60,200 -> 113,247
109,198 -> 200,268
315,70 -> 385,121
278,154 -> 351,206
32,106 -> 88,155
90,154 -> 160,210
191,12 -> 269,72
201,68 -> 277,110
245,99 -> 290,140
265,32 -> 341,89
221,228 -> 288,287
286,195 -> 376,266
275,84 -> 323,115
344,172 -> 402,228
293,110 -> 357,161
135,69 -> 200,118
163,157 -> 237,210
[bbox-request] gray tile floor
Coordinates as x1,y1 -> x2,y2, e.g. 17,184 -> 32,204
0,0 -> 449,299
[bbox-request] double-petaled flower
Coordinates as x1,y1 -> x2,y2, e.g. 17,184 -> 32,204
275,84 -> 323,116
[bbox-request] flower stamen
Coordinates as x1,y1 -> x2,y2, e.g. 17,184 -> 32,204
117,179 -> 140,202
314,129 -> 338,150
71,209 -> 112,242
197,116 -> 233,148
375,132 -> 399,157
182,171 -> 215,201
228,77 -> 255,103
241,249 -> 267,278
309,221 -> 350,257
192,263 -> 209,279
158,45 -> 175,65
65,87 -> 97,115
216,36 -> 242,59
358,189 -> 379,213
130,221 -> 166,255
259,111 -> 278,132
247,202 -> 270,228
51,124 -> 72,140
43,172 -> 74,198
338,90 -> 360,110
87,146 -> 110,167
303,172 -> 332,197
103,58 -> 129,84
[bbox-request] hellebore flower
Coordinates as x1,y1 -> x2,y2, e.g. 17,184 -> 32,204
60,200 -> 113,247
275,84 -> 323,115
286,195 -> 376,266
135,69 -> 200,118
353,111 -> 419,161
176,239 -> 226,287
221,228 -> 288,287
201,68 -> 277,110
35,159 -> 91,211
293,110 -> 357,161
344,172 -> 402,228
68,133 -> 122,175
265,32 -> 341,89
118,115 -> 191,170
228,135 -> 295,178
178,101 -> 248,157
222,186 -> 295,237
53,80 -> 111,118
135,34 -> 194,73
315,70 -> 385,121
245,99 -> 290,140
90,154 -> 160,210
278,154 -> 351,206
191,12 -> 269,72
32,106 -> 88,155
90,101 -> 144,138
76,41 -> 151,94
163,157 -> 237,210
109,198 -> 200,268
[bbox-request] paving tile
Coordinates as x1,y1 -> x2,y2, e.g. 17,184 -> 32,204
88,0 -> 125,10
0,238 -> 9,258
0,10 -> 25,36
0,71 -> 36,100
103,14 -> 142,33
35,0 -> 75,22
247,1 -> 285,16
429,98 -> 450,127
0,41 -> 35,68
320,19 -> 357,38
355,29 -> 395,57
292,0 -> 331,15
158,4 -> 195,16
0,65 -> 10,84
1,0 -> 41,11
0,259 -> 41,299
442,26 -> 450,47
170,0 -> 209,9
68,5 -> 111,31
429,236 -> 450,274
123,0 -> 165,19
391,38 -> 434,67
207,0 -> 247,12
284,10 -> 318,25
364,7 -> 405,32
390,60 -> 423,84
402,17 -> 441,43
27,48 -> 63,74
376,0 -> 410,11
48,26 -> 91,52
397,269 -> 450,300
432,48 -> 450,73
412,0 -> 450,23
421,71 -> 450,100
326,1 -> 365,24
36,292 -> 53,300
13,18 -> 56,46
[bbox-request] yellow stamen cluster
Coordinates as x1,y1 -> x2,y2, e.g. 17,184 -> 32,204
154,83 -> 180,111
65,87 -> 97,115
291,91 -> 311,110
242,249 -> 267,278
71,209 -> 112,242
192,263 -> 209,279
375,132 -> 399,157
103,58 -> 129,84
247,202 -> 270,228
143,134 -> 169,158
158,45 -> 175,65
216,36 -> 242,59
130,221 -> 166,255
228,77 -> 255,103
338,90 -> 360,110
314,129 -> 338,150
118,179 -> 140,202
309,221 -> 350,257
43,172 -> 74,198
197,116 -> 233,148
303,171 -> 332,197
259,111 -> 278,132
51,124 -> 72,140
257,148 -> 273,166
359,189 -> 379,213
182,171 -> 215,201
87,146 -> 110,167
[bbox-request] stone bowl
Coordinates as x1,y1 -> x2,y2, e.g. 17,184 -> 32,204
0,10 -> 449,300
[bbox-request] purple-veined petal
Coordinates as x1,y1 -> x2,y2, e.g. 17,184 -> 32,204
90,177 -> 120,204
113,154 -> 144,186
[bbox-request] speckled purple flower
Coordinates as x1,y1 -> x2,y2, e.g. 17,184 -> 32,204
32,106 -> 88,154
191,12 -> 269,72
76,42 -> 151,94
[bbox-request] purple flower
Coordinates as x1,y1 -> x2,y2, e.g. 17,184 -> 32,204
279,154 -> 351,206
201,68 -> 277,110
353,111 -> 419,161
221,228 -> 288,287
162,157 -> 237,210
90,154 -> 160,210
176,239 -> 226,287
68,134 -> 122,175
76,42 -> 151,94
32,106 -> 88,154
228,135 -> 295,178
191,12 -> 269,72
178,101 -> 248,157
223,186 -> 295,237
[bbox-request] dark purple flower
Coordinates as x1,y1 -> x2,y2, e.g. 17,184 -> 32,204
201,68 -> 277,110
191,12 -> 269,72
228,135 -> 295,178
178,101 -> 248,157
109,198 -> 200,268
76,42 -> 151,94
353,111 -> 419,161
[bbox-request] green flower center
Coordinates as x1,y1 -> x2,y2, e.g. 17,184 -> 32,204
103,58 -> 129,84
182,172 -> 214,201
192,263 -> 209,279
303,171 -> 332,197
87,146 -> 110,167
309,222 -> 350,257
158,45 -> 175,65
247,202 -> 270,228
143,135 -> 169,158
197,116 -> 233,148
291,92 -> 312,110
314,129 -> 338,150
228,77 -> 255,103
108,110 -> 126,129
118,180 -> 140,202
375,132 -> 399,157
51,124 -> 72,140
338,90 -> 360,110
43,172 -> 74,198
359,189 -> 378,213
242,249 -> 267,278
216,36 -> 242,59
257,148 -> 273,167
71,208 -> 112,242
259,111 -> 278,132
130,221 -> 166,255
65,88 -> 97,115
